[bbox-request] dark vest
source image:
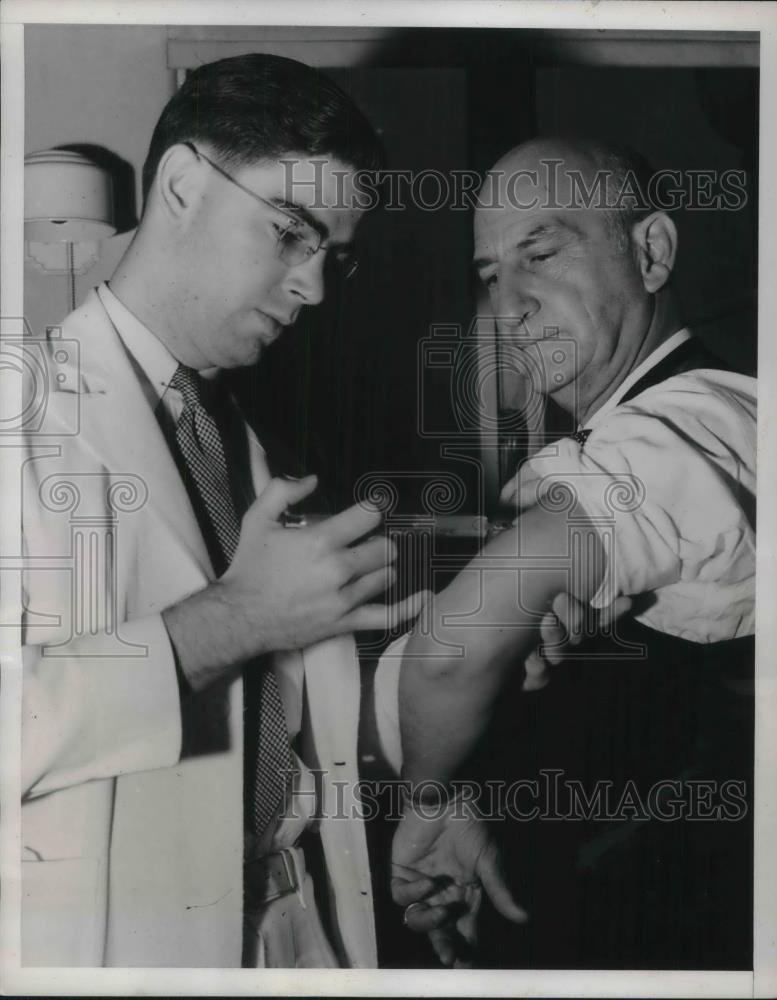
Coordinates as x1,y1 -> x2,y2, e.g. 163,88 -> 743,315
479,337 -> 755,970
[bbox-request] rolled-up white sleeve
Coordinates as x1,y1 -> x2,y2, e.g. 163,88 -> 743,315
373,634 -> 410,776
512,376 -> 756,643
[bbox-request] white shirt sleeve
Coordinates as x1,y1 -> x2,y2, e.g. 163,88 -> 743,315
512,372 -> 756,643
373,634 -> 409,776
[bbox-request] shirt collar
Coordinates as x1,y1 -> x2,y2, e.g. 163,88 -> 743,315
97,282 -> 220,410
583,328 -> 692,430
97,282 -> 180,407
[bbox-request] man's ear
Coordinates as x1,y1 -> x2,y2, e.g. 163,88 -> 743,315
152,143 -> 206,226
631,211 -> 678,294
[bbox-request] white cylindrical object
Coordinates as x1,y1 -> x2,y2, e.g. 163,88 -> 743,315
24,149 -> 116,243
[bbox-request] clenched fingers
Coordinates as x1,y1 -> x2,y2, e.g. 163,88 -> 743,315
402,900 -> 451,934
391,875 -> 436,908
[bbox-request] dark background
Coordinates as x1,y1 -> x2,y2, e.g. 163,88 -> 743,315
230,30 -> 760,971
228,29 -> 758,523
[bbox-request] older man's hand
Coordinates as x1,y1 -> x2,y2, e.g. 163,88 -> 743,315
523,592 -> 633,691
390,793 -> 527,967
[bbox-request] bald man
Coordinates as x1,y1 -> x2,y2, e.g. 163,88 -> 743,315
387,138 -> 755,968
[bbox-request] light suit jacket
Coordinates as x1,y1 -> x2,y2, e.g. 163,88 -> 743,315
21,290 -> 378,968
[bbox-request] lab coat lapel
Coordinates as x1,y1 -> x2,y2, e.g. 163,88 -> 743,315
303,636 -> 377,968
60,290 -> 213,579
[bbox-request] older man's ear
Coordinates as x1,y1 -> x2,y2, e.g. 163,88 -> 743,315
632,211 -> 678,294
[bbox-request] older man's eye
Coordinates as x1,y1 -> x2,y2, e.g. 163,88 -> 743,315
530,251 -> 556,264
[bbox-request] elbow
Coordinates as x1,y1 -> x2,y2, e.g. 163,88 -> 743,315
400,627 -> 501,689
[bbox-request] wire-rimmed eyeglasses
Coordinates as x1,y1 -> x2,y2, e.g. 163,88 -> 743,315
184,142 -> 358,279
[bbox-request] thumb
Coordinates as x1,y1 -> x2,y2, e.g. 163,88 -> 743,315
598,594 -> 633,628
252,474 -> 318,523
499,479 -> 517,504
476,843 -> 528,925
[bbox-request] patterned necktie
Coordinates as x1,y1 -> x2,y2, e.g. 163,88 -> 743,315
169,364 -> 296,838
571,428 -> 592,446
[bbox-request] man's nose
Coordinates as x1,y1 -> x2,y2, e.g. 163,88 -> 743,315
284,252 -> 326,307
494,279 -> 540,333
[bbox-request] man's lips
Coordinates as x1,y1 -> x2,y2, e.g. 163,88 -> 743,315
254,309 -> 295,343
508,328 -> 560,353
257,308 -> 297,328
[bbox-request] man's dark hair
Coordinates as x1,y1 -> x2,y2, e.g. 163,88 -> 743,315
141,54 -> 385,207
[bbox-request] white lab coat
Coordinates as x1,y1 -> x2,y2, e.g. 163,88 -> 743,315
21,290 -> 379,968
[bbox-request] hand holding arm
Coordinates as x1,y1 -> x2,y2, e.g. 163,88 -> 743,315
524,592 -> 633,691
163,475 -> 429,690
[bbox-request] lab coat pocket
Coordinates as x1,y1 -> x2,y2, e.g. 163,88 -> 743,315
22,857 -> 103,966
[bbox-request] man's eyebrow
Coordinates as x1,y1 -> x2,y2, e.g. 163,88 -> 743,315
473,220 -> 573,269
271,199 -> 330,241
515,222 -> 564,248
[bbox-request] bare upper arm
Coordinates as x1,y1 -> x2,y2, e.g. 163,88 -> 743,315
419,501 -> 605,669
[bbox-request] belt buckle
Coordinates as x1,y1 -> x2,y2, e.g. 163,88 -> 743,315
246,847 -> 299,906
278,847 -> 299,897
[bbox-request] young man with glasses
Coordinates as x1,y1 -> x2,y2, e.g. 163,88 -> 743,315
21,54 -> 435,970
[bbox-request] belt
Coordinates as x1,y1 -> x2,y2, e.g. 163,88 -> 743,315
244,846 -> 303,907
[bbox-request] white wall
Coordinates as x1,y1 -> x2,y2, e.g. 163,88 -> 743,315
24,24 -> 174,335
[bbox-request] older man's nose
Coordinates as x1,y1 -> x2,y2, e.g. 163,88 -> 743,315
494,282 -> 540,332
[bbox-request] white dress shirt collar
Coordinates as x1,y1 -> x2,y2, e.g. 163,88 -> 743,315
583,328 -> 692,431
97,281 -> 180,409
97,282 -> 220,418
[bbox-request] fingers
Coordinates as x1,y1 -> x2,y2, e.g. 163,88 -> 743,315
538,609 -> 566,666
319,501 -> 382,549
454,902 -> 479,950
392,873 -> 486,968
499,480 -> 517,505
391,876 -> 436,908
598,594 -> 633,628
475,844 -> 528,925
344,589 -> 431,633
500,466 -> 542,507
388,590 -> 431,627
537,593 -> 585,666
401,900 -> 451,934
551,591 -> 584,641
251,475 -> 318,522
341,567 -> 396,611
499,470 -> 524,505
428,926 -> 458,967
522,648 -> 550,691
428,903 -> 477,967
341,535 -> 397,582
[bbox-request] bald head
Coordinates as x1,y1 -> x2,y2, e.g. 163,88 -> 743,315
481,137 -> 655,252
473,136 -> 679,424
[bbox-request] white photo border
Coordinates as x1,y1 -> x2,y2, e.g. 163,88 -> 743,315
2,2 -> 775,996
